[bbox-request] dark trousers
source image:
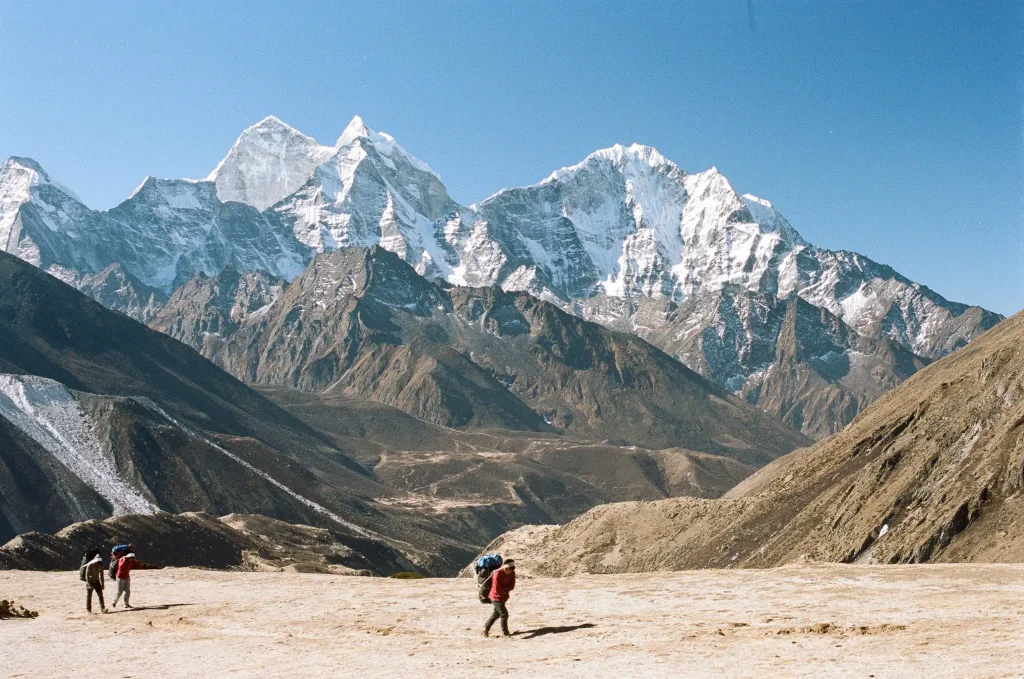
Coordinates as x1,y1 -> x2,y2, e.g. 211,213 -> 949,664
485,601 -> 509,635
86,581 -> 105,612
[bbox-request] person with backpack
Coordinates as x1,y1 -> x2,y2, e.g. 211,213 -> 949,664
108,544 -> 131,579
110,546 -> 162,609
79,549 -> 107,614
484,558 -> 516,637
475,552 -> 503,604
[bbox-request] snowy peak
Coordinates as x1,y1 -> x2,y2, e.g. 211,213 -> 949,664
740,193 -> 804,243
206,115 -> 440,213
336,115 -> 371,147
1,156 -> 93,268
1,156 -> 81,203
271,115 -> 457,279
543,143 -> 677,185
334,115 -> 438,178
207,115 -> 336,210
121,175 -> 215,210
1,158 -> 43,207
248,114 -> 303,136
3,156 -> 49,184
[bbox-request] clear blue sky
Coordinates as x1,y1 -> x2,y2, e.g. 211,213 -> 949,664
2,1 -> 1021,314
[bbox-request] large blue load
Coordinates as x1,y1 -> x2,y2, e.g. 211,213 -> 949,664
474,552 -> 504,603
476,553 -> 503,572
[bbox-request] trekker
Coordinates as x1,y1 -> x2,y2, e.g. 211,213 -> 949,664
111,547 -> 162,609
484,558 -> 516,637
79,549 -> 107,614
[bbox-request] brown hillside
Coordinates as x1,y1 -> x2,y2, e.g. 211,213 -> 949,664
490,310 -> 1024,575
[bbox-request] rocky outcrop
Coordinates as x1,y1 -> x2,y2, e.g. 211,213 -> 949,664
0,512 -> 410,575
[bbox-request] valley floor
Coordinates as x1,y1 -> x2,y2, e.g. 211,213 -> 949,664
2,564 -> 1024,678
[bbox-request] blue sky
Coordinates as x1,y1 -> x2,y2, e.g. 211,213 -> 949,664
2,1 -> 1021,314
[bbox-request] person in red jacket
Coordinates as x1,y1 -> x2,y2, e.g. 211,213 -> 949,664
484,559 -> 516,637
111,550 -> 162,609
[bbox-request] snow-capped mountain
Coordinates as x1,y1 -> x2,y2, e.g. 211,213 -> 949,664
0,116 -> 1000,436
270,115 -> 464,279
207,115 -> 337,210
0,155 -> 308,317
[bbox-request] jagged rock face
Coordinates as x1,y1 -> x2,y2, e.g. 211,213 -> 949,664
574,289 -> 930,439
151,267 -> 284,357
748,296 -> 928,437
152,247 -> 811,461
44,263 -> 166,323
0,118 -> 1000,437
0,157 -> 309,298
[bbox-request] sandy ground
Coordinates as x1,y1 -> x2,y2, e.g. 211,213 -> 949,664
3,564 -> 1024,678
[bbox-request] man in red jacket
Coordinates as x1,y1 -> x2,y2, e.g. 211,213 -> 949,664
484,559 -> 516,637
111,550 -> 162,609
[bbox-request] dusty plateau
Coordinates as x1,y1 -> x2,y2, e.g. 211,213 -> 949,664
3,564 -> 1023,678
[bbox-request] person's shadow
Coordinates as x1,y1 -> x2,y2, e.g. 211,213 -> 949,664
513,623 -> 595,639
108,603 -> 194,614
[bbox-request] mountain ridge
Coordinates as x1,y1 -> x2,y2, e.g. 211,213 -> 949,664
0,116 -> 1000,436
151,245 -> 811,460
1,248 -> 796,574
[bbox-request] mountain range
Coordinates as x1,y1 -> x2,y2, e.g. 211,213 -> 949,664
149,245 -> 808,459
0,116 -> 998,438
0,248 -> 806,573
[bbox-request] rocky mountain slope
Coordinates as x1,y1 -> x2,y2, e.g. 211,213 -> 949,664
487,310 -> 1024,574
0,117 -> 998,436
0,512 -> 403,575
0,250 -> 781,573
151,246 -> 811,461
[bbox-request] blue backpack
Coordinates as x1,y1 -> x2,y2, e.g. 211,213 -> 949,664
476,553 -> 502,571
108,544 -> 131,579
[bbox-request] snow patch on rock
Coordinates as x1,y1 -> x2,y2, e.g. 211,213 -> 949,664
0,374 -> 157,515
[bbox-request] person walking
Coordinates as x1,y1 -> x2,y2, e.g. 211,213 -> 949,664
484,558 -> 516,637
111,548 -> 162,609
79,549 -> 107,614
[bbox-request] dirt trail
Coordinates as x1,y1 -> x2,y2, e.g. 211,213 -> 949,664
3,564 -> 1024,678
